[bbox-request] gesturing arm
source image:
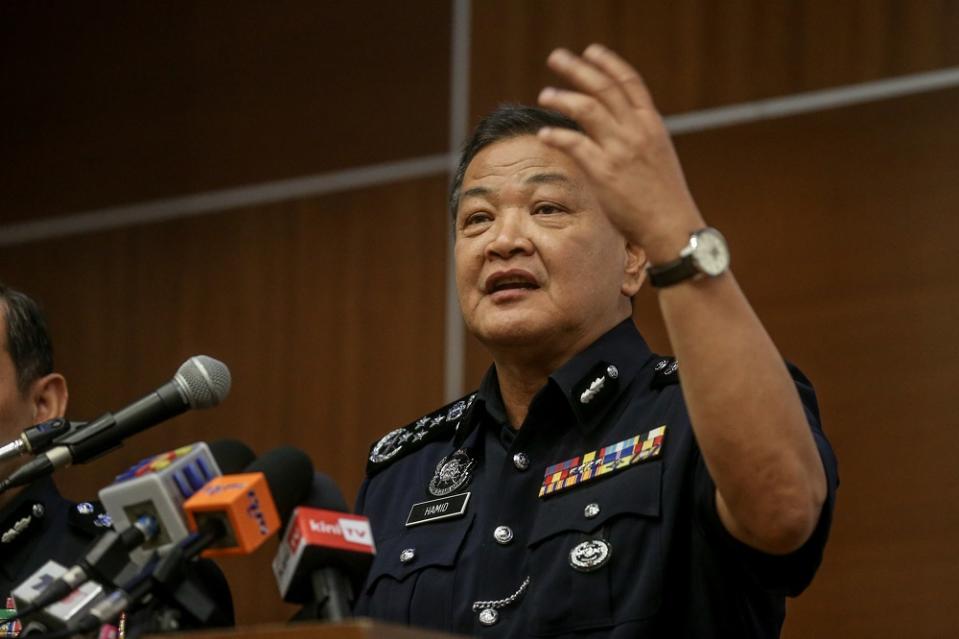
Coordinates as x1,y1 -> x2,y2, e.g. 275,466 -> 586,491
537,44 -> 827,554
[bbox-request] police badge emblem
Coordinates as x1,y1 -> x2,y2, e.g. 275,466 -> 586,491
428,448 -> 476,497
370,427 -> 412,464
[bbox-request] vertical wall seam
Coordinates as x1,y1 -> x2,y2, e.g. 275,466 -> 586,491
444,0 -> 471,402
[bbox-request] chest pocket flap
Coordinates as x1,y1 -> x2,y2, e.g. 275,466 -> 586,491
529,460 -> 662,545
366,511 -> 475,589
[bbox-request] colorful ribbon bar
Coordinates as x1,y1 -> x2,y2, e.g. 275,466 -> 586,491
539,426 -> 666,498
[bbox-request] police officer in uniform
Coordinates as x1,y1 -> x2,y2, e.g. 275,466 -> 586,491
0,283 -> 100,600
354,45 -> 838,638
0,284 -> 236,634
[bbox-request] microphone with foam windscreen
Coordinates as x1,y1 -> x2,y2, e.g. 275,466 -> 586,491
273,472 -> 376,621
0,356 -> 231,493
73,447 -> 314,632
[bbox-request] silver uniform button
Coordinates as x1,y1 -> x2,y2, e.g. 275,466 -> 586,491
399,548 -> 416,564
606,364 -> 619,379
512,452 -> 530,471
32,503 -> 45,518
478,608 -> 499,626
584,503 -> 600,519
493,525 -> 514,545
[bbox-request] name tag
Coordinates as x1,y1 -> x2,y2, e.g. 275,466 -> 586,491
406,492 -> 471,527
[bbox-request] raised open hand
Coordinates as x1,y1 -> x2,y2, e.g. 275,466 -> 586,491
537,44 -> 705,260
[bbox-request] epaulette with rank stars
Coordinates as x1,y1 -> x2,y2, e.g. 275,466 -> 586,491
650,356 -> 680,390
0,499 -> 44,549
366,392 -> 477,477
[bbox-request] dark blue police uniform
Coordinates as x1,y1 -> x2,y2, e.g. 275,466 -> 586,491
355,319 -> 838,637
0,476 -> 109,601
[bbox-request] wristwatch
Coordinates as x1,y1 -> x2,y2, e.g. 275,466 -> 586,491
646,227 -> 730,288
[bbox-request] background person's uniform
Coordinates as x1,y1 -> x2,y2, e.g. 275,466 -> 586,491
355,319 -> 839,638
0,477 -> 108,600
0,477 -> 235,636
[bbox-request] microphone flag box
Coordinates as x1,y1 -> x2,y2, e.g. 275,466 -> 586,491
12,561 -> 104,630
273,507 -> 376,602
98,443 -> 221,562
182,472 -> 280,556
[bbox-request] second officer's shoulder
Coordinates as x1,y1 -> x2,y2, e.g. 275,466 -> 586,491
366,392 -> 477,478
67,498 -> 113,537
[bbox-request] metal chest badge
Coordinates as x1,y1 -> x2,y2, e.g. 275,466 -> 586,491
569,539 -> 612,572
428,448 -> 476,497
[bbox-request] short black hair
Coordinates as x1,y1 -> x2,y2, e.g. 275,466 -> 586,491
449,104 -> 583,219
0,283 -> 54,394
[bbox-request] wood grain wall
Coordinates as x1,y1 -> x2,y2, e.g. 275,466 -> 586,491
1,1 -> 957,636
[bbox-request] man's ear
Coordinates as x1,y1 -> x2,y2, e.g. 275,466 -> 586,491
29,373 -> 68,423
622,241 -> 647,297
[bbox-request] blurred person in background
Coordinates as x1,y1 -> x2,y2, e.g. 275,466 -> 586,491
0,282 -> 101,600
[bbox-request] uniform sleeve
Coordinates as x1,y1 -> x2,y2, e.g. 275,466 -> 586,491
694,361 -> 840,597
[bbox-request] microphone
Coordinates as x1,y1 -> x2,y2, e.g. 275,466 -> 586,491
305,472 -> 350,512
98,438 -> 255,562
0,356 -> 231,493
74,447 -> 313,632
182,446 -> 314,557
18,439 -> 255,619
0,418 -> 71,462
273,473 -> 375,621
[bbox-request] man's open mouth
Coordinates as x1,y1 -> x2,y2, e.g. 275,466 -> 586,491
485,271 -> 540,294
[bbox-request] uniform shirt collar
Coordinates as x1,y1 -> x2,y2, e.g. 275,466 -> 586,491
457,319 -> 654,443
452,369 -> 507,448
548,318 -> 654,432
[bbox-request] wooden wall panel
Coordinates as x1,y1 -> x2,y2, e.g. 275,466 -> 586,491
0,1 -> 451,222
0,175 -> 450,623
0,175 -> 450,500
470,0 -> 959,118
689,90 -> 959,639
1,0 -> 957,634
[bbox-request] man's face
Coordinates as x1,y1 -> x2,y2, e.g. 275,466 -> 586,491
0,314 -> 36,478
454,135 -> 641,361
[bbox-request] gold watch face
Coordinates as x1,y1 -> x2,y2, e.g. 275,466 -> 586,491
692,228 -> 729,276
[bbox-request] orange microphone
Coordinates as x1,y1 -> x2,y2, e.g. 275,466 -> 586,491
182,473 -> 280,556
182,446 -> 314,557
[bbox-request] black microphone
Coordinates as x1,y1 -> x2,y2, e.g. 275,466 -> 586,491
0,418 -> 71,462
273,472 -> 374,622
0,356 -> 231,493
305,472 -> 350,512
